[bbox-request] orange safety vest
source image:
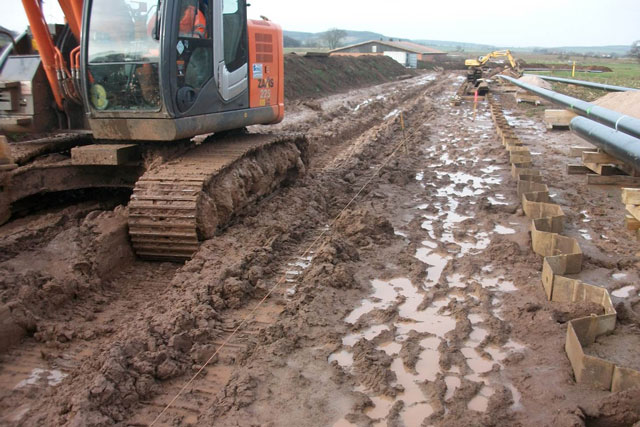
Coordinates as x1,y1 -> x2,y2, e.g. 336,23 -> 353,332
180,5 -> 207,38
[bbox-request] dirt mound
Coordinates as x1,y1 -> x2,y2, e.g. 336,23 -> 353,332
594,91 -> 640,119
285,55 -> 412,102
0,208 -> 134,351
521,62 -> 613,73
518,75 -> 552,90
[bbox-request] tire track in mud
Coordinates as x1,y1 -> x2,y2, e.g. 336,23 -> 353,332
129,233 -> 323,426
0,261 -> 178,425
129,75 -> 447,427
328,77 -> 532,426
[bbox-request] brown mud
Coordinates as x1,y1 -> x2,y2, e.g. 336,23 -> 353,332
0,72 -> 639,426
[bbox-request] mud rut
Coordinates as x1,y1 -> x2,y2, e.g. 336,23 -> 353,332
1,73 -> 639,426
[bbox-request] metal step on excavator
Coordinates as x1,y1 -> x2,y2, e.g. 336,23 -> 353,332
0,0 -> 307,261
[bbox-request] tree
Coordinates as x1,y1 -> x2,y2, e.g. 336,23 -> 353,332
283,35 -> 301,48
631,40 -> 640,62
323,28 -> 347,50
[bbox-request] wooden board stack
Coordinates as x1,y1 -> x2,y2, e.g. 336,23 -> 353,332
567,146 -> 640,186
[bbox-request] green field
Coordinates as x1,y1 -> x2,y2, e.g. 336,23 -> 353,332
523,57 -> 640,101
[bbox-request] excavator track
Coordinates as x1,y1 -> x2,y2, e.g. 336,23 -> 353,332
128,133 -> 307,261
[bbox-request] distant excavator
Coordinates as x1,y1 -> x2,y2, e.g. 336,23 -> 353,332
465,50 -> 523,93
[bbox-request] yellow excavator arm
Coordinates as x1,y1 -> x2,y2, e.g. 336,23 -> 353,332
465,50 -> 519,69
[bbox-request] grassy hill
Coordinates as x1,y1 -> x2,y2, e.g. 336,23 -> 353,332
284,30 -> 632,56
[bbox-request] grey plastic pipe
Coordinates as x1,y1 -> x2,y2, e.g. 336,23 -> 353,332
525,74 -> 638,93
570,116 -> 640,171
499,75 -> 640,140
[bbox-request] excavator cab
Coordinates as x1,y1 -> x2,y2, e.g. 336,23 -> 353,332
83,0 -> 283,141
0,0 -> 283,140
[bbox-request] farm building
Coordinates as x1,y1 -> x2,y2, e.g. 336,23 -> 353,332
330,40 -> 447,62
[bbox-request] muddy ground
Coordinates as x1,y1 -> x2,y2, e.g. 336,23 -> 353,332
1,72 -> 640,427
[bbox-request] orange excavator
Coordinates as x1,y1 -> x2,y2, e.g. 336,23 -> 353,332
0,0 -> 305,260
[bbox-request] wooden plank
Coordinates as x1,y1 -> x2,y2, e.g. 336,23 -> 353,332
569,146 -> 595,157
71,144 -> 139,166
622,188 -> 640,205
584,162 -> 625,176
625,214 -> 640,231
582,151 -> 620,165
544,109 -> 577,129
627,205 -> 640,222
616,162 -> 640,177
567,164 -> 592,175
515,93 -> 541,105
588,174 -> 640,186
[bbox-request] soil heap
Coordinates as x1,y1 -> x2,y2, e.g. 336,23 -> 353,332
594,91 -> 640,119
517,75 -> 552,90
284,55 -> 412,101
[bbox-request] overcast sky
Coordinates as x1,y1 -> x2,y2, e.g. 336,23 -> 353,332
2,0 -> 638,47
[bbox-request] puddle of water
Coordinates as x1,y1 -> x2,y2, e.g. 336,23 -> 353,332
345,279 -> 399,323
467,327 -> 488,345
612,285 -> 636,298
329,350 -> 354,368
480,277 -> 517,292
395,302 -> 457,338
285,254 -> 314,294
403,402 -> 434,427
447,273 -> 467,288
414,348 -> 441,382
508,383 -> 523,410
343,325 -> 390,346
579,229 -> 592,241
612,273 -> 627,281
494,225 -> 516,235
415,247 -> 448,284
461,347 -> 494,374
444,376 -> 461,400
14,368 -> 67,389
333,419 -> 358,427
378,341 -> 403,356
384,109 -> 400,120
484,345 -> 508,362
488,197 -> 509,206
467,386 -> 495,412
391,358 -> 426,405
365,394 -> 395,420
468,313 -> 483,324
481,165 -> 502,174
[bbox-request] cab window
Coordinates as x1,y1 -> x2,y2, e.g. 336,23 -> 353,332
222,0 -> 247,72
175,0 -> 213,111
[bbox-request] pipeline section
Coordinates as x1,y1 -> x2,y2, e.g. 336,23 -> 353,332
525,74 -> 638,93
499,75 -> 640,140
570,116 -> 640,172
